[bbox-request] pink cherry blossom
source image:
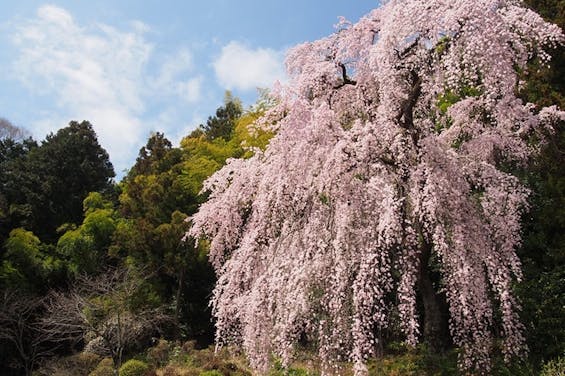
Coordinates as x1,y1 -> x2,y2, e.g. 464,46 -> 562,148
188,1 -> 564,374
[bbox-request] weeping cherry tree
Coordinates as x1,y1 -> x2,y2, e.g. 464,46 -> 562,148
188,0 -> 564,374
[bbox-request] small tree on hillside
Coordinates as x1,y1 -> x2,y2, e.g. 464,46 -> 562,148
0,118 -> 29,141
0,290 -> 53,376
41,268 -> 170,374
188,1 -> 564,374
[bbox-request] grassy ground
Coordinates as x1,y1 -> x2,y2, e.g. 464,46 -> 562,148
35,340 -> 562,376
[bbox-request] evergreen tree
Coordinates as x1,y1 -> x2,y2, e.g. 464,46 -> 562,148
200,92 -> 243,141
0,120 -> 114,243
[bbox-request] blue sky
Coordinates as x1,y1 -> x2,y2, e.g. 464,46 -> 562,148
0,1 -> 379,177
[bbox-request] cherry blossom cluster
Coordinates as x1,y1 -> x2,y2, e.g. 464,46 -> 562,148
189,1 -> 564,374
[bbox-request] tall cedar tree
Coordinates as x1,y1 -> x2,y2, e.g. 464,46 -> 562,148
1,121 -> 114,243
201,96 -> 243,141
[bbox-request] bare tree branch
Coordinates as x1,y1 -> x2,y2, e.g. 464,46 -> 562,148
40,267 -> 172,372
0,290 -> 54,376
333,62 -> 357,89
0,118 -> 30,141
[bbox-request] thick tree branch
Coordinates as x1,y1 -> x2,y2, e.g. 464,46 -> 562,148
395,35 -> 421,60
397,70 -> 422,129
334,62 -> 357,89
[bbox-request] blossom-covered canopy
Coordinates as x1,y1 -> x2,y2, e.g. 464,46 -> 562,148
189,0 -> 564,374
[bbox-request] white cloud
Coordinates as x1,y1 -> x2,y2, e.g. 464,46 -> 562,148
157,48 -> 194,85
36,4 -> 74,29
130,20 -> 151,34
10,5 -> 201,175
152,49 -> 202,103
213,41 -> 286,91
176,76 -> 203,103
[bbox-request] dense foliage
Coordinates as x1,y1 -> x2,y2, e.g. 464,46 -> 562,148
0,120 -> 114,244
0,96 -> 272,375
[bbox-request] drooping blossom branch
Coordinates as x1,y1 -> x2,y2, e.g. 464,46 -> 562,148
188,1 -> 564,374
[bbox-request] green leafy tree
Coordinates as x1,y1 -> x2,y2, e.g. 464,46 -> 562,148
56,193 -> 117,276
0,137 -> 36,164
153,211 -> 215,342
521,0 -> 564,109
33,121 -> 115,240
111,96 -> 273,345
1,229 -> 46,292
179,135 -> 239,198
114,133 -> 206,340
0,121 -> 115,243
128,132 -> 176,177
179,100 -> 274,198
1,228 -> 66,294
0,137 -> 38,245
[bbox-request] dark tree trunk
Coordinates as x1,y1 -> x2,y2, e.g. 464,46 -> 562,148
418,241 -> 449,353
397,68 -> 449,352
175,267 -> 185,322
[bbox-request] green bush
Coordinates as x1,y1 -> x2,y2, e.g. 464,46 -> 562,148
367,346 -> 459,376
270,367 -> 311,376
368,354 -> 419,376
269,359 -> 315,376
199,371 -> 223,376
119,359 -> 149,376
541,357 -> 565,376
168,344 -> 194,366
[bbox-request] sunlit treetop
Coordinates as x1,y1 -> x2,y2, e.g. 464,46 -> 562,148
189,1 -> 565,374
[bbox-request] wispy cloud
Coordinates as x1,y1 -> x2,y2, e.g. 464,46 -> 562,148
152,48 -> 203,104
10,5 -> 202,174
213,41 -> 286,91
